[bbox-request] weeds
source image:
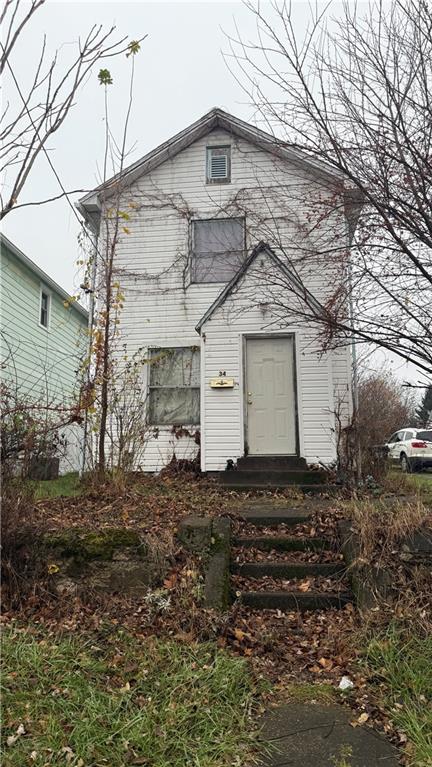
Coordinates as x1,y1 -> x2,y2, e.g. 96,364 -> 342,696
348,497 -> 430,567
1,480 -> 47,607
365,625 -> 432,767
1,625 -> 260,767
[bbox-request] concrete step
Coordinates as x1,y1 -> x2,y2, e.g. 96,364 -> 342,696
231,562 -> 345,578
238,590 -> 353,611
235,507 -> 311,527
221,469 -> 327,486
236,456 -> 308,470
233,536 -> 330,551
224,483 -> 335,495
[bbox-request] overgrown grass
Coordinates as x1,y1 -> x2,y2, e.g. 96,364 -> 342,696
29,472 -> 83,500
365,626 -> 432,767
1,626 -> 260,767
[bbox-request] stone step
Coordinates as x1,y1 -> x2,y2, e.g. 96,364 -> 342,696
221,470 -> 327,486
231,562 -> 345,578
233,536 -> 330,551
236,456 -> 308,470
238,590 -> 353,611
235,507 -> 311,527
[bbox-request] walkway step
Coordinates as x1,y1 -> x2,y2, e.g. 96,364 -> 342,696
236,507 -> 311,527
231,562 -> 345,578
233,536 -> 330,551
221,470 -> 326,486
239,590 -> 352,611
236,456 -> 307,470
225,483 -> 335,494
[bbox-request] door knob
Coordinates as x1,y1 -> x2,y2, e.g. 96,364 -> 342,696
247,391 -> 253,405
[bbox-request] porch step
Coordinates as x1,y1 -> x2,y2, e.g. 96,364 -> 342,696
231,562 -> 346,578
235,506 -> 311,527
238,591 -> 352,611
221,469 -> 327,486
236,456 -> 307,470
233,536 -> 329,551
225,483 -> 335,495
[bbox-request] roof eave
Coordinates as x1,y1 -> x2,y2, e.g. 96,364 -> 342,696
0,234 -> 88,320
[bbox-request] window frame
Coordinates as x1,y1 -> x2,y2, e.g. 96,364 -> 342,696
147,346 -> 201,427
190,216 -> 246,285
39,286 -> 51,330
206,145 -> 231,184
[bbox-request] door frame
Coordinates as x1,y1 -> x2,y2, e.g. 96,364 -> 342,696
242,332 -> 300,457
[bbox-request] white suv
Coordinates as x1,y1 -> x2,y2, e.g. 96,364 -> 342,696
385,428 -> 432,472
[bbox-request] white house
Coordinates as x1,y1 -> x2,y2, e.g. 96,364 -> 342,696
78,109 -> 357,474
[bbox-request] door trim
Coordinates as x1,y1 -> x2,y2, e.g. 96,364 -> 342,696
242,333 -> 300,457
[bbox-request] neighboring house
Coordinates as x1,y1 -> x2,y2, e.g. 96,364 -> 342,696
78,108 -> 358,472
0,234 -> 88,472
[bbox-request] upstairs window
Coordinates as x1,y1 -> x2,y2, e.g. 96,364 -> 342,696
191,217 -> 245,283
148,347 -> 200,425
206,146 -> 231,183
40,288 -> 50,328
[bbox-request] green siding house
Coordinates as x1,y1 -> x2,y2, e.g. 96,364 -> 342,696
0,234 -> 88,472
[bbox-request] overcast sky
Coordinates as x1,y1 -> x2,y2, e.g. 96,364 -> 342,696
3,0 -> 272,291
2,0 -> 420,385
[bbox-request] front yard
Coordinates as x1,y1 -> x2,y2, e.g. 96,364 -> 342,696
2,470 -> 431,766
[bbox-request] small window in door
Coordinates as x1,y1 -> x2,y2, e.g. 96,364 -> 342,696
40,289 -> 50,328
206,146 -> 231,183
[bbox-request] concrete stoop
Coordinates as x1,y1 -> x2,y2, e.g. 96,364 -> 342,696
220,456 -> 332,492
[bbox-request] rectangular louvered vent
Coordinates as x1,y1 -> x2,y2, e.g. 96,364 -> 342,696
206,146 -> 231,183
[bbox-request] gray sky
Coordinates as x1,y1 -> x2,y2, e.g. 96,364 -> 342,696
3,0 -> 266,291
1,0 -> 421,387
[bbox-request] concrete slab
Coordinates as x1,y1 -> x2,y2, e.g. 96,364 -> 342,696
258,704 -> 399,767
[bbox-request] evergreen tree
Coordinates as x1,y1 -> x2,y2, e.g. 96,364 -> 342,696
415,386 -> 432,428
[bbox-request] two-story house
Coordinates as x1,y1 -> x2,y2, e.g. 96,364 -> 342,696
0,234 -> 88,473
78,109 -> 356,473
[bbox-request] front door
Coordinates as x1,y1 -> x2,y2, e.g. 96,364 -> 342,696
245,336 -> 297,455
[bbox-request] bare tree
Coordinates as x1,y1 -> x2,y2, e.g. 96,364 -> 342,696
0,0 -> 142,218
226,0 -> 432,380
79,43 -> 144,474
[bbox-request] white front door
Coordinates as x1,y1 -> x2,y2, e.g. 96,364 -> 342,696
245,336 -> 297,455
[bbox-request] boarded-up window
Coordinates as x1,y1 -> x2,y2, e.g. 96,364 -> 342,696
148,347 -> 200,425
191,218 -> 245,283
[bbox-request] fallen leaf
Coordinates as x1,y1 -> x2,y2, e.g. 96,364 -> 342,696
318,657 -> 334,671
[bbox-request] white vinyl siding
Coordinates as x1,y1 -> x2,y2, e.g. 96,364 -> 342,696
102,128 -> 351,471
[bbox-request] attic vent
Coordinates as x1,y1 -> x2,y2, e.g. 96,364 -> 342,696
206,146 -> 231,183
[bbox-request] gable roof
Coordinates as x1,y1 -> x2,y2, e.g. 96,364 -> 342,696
77,107 -> 345,231
195,242 -> 324,333
0,234 -> 88,320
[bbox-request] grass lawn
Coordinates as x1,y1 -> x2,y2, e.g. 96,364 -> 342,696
365,626 -> 432,767
1,626 -> 259,767
28,472 -> 83,500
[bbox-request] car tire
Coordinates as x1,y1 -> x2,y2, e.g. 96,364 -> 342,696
400,453 -> 411,473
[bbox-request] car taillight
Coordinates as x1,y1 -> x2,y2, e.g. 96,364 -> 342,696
412,441 -> 427,448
